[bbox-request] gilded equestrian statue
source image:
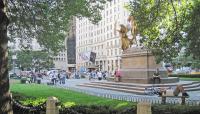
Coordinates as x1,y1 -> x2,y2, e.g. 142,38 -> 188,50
117,16 -> 138,51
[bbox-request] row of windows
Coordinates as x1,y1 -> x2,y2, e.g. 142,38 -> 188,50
78,21 -> 116,37
77,38 -> 120,53
77,2 -> 121,28
78,31 -> 118,46
77,4 -> 122,33
57,53 -> 66,57
105,0 -> 120,8
77,11 -> 129,41
53,58 -> 66,61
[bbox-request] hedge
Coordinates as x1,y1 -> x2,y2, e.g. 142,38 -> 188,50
169,74 -> 200,78
60,105 -> 136,114
12,92 -> 200,114
152,104 -> 200,114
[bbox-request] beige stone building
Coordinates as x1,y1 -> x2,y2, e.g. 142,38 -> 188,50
76,0 -> 130,73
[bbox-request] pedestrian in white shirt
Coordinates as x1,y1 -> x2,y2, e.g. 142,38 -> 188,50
97,71 -> 102,81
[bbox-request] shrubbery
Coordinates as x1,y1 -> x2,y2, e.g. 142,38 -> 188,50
60,105 -> 136,114
152,104 -> 200,114
12,93 -> 200,114
169,74 -> 200,78
20,77 -> 27,84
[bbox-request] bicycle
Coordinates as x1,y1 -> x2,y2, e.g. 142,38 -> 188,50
144,86 -> 160,95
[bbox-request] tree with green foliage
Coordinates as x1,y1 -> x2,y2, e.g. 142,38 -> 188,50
172,52 -> 200,69
0,0 -> 110,113
16,50 -> 54,71
127,0 -> 200,63
8,0 -> 108,53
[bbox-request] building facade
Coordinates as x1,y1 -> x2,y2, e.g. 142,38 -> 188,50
76,0 -> 130,74
66,18 -> 76,72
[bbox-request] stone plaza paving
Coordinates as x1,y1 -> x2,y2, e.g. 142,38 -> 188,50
42,78 -> 200,105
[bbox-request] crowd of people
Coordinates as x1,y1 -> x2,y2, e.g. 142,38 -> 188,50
48,70 -> 68,85
88,70 -> 109,81
18,69 -> 112,85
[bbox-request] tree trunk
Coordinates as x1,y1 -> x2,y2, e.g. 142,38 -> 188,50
0,0 -> 12,114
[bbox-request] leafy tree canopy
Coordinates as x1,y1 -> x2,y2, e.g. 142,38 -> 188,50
127,0 -> 200,63
7,0 -> 110,54
17,50 -> 54,70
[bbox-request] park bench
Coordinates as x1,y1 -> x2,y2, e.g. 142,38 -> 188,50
159,95 -> 189,105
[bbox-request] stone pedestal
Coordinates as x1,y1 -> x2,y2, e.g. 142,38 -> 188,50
137,102 -> 152,114
46,97 -> 59,114
118,47 -> 178,84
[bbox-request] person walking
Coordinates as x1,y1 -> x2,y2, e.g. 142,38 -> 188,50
97,70 -> 102,81
114,68 -> 121,82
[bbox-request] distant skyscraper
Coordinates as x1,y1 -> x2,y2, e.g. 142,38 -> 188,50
67,18 -> 76,72
53,18 -> 76,71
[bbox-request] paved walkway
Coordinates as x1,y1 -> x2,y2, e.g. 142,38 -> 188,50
41,78 -> 200,105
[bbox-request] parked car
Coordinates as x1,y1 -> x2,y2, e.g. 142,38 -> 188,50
9,72 -> 20,79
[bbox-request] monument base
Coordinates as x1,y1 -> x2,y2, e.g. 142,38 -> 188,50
114,47 -> 179,84
108,77 -> 179,84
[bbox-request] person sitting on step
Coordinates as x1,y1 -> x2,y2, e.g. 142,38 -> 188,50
158,85 -> 189,97
152,68 -> 161,84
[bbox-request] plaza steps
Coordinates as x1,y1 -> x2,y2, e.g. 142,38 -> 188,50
78,81 -> 200,95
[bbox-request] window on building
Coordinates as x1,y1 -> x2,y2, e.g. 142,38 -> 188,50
119,49 -> 121,55
115,49 -> 117,55
115,40 -> 117,46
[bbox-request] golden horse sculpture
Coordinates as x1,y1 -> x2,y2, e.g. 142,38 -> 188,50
117,16 -> 138,51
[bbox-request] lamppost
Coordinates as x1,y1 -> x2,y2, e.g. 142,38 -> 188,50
100,61 -> 103,71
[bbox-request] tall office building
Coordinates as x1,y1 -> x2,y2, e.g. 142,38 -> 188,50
66,18 -> 76,72
76,0 -> 130,73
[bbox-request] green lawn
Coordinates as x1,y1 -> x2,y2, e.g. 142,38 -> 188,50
10,81 -> 134,109
180,78 -> 200,81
